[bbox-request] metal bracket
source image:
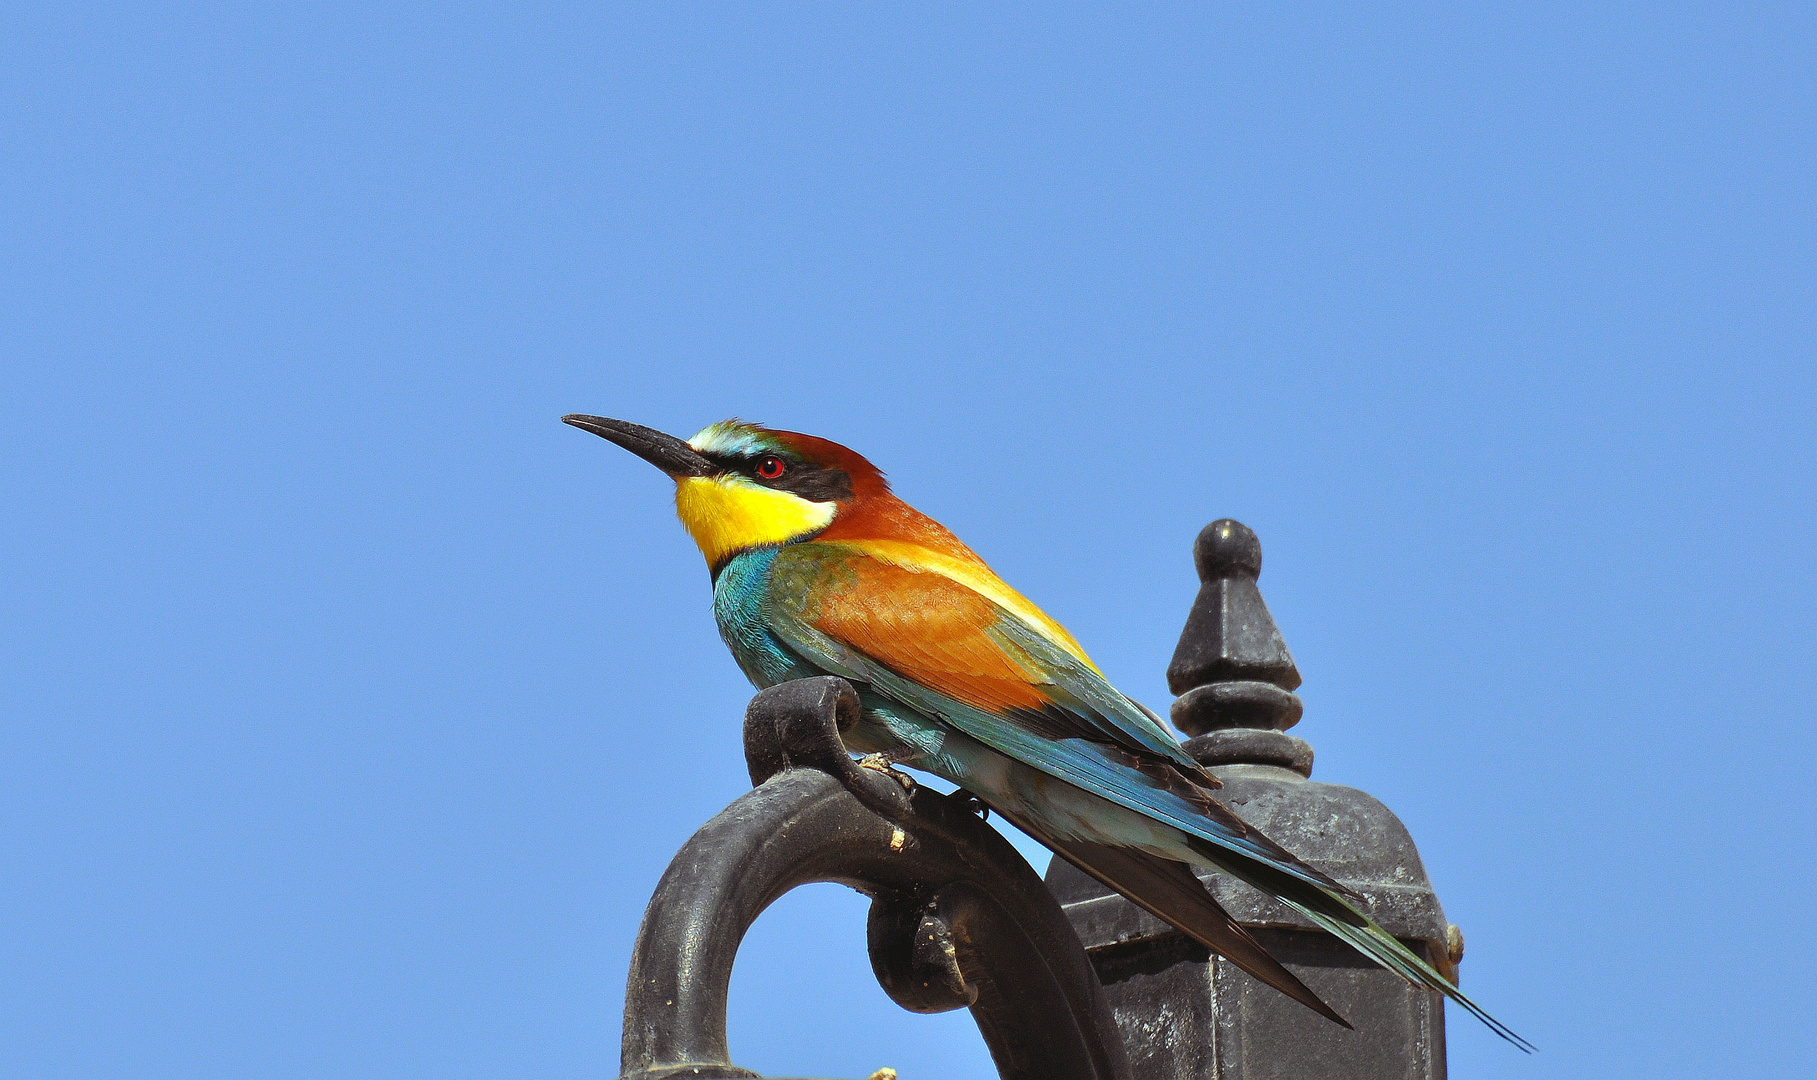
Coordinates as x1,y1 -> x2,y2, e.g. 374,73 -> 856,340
616,676 -> 1131,1080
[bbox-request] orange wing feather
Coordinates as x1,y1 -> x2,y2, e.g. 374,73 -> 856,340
799,549 -> 1053,715
773,540 -> 1234,804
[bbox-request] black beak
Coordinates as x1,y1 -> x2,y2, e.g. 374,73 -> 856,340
561,415 -> 717,478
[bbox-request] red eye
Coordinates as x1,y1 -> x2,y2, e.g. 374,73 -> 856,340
755,456 -> 786,480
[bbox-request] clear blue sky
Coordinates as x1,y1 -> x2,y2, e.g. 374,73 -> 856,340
5,4 -> 1811,1078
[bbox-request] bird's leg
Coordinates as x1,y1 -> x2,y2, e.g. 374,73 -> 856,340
953,790 -> 990,821
857,748 -> 919,794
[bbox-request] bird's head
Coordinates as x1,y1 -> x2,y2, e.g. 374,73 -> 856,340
563,415 -> 888,570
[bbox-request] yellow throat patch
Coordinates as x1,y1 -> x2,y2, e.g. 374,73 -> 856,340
674,475 -> 835,567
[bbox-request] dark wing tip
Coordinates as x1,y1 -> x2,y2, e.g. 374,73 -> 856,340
1020,828 -> 1354,1031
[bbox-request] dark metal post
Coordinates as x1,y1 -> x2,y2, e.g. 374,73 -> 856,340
1045,520 -> 1463,1080
618,676 -> 1131,1080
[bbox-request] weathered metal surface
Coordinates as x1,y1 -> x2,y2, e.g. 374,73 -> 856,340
1047,520 -> 1455,1080
617,676 -> 1130,1080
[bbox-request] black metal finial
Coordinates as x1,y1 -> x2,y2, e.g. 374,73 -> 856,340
1167,519 -> 1304,735
1045,520 -> 1460,1077
1192,516 -> 1264,582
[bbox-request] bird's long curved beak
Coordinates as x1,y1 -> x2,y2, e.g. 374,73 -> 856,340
561,415 -> 716,478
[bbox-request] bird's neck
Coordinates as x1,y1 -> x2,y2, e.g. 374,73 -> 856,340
815,491 -> 988,565
674,475 -> 836,569
678,482 -> 995,585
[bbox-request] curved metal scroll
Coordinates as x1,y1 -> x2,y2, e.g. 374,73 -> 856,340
618,677 -> 1130,1080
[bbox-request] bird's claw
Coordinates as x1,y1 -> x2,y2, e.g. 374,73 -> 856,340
954,792 -> 991,820
858,752 -> 918,794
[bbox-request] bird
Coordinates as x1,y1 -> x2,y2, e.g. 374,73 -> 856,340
563,413 -> 1530,1050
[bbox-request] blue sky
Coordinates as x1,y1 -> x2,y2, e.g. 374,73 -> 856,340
4,4 -> 1812,1078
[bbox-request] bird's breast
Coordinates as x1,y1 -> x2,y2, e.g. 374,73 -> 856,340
711,548 -> 813,688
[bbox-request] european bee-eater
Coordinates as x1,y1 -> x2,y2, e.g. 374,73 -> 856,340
565,414 -> 1528,1049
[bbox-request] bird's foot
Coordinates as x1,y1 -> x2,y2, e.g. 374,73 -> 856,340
857,751 -> 918,794
954,791 -> 991,821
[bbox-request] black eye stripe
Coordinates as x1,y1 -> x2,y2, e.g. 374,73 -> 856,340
774,467 -> 854,501
694,449 -> 852,500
